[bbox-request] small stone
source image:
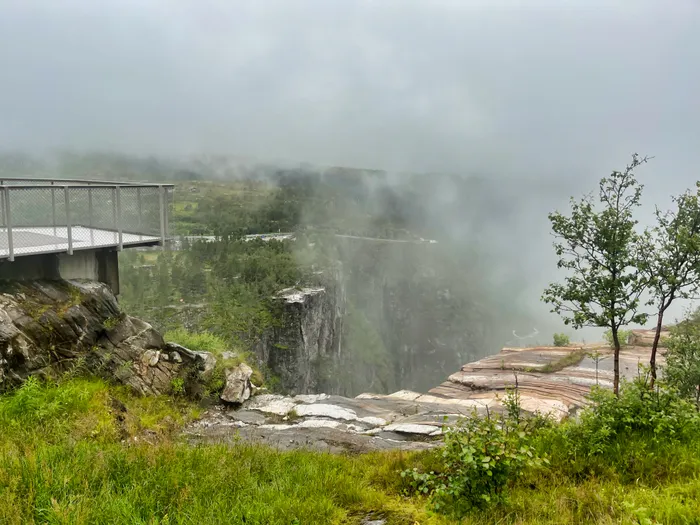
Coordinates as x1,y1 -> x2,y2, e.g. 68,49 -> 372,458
141,349 -> 160,367
170,351 -> 182,363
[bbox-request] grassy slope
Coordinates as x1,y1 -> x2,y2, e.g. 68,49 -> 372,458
1,378 -> 699,524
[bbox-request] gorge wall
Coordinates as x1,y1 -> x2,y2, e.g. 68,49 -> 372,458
252,237 -> 516,396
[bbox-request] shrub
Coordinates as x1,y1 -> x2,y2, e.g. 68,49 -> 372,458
553,333 -> 570,347
170,377 -> 185,396
401,389 -> 548,516
603,329 -> 631,347
563,378 -> 700,459
664,321 -> 700,408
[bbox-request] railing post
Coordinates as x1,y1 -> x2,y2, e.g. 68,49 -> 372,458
64,186 -> 73,255
88,187 -> 94,245
111,187 -> 117,234
51,181 -> 56,234
137,187 -> 142,231
164,187 -> 170,240
88,187 -> 93,228
159,185 -> 166,249
4,188 -> 13,261
116,186 -> 123,251
0,183 -> 5,229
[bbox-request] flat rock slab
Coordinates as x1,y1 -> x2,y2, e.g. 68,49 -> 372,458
429,338 -> 664,418
183,390 -> 475,452
184,330 -> 666,452
186,418 -> 437,453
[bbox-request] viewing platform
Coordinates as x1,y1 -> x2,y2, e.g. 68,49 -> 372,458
0,178 -> 173,294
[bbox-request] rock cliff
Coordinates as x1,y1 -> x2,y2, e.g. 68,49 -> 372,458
0,280 -> 213,396
253,238 -> 503,397
254,284 -> 343,395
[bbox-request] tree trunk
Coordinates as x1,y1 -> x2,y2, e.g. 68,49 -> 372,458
612,328 -> 621,395
649,309 -> 666,389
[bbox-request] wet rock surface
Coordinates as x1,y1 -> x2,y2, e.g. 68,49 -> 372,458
184,392 -> 474,452
187,330 -> 665,452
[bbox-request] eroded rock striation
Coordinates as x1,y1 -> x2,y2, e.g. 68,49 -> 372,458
0,279 -> 213,396
190,331 -> 668,452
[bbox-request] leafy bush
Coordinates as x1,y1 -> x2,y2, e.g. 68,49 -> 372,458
552,333 -> 570,347
401,390 -> 548,516
170,377 -> 185,396
603,328 -> 631,347
664,321 -> 700,408
562,379 -> 700,459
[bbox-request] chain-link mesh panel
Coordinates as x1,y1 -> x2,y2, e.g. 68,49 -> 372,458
0,183 -> 172,259
118,186 -> 163,236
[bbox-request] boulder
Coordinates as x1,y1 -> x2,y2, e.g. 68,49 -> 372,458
220,363 -> 254,404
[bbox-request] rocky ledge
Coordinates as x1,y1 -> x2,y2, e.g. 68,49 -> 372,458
0,280 -> 215,396
188,335 -> 668,452
185,392 -> 471,453
428,339 -> 667,419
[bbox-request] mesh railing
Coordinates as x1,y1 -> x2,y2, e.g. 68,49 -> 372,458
0,179 -> 173,261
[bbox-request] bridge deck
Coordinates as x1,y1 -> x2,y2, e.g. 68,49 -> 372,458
0,226 -> 161,259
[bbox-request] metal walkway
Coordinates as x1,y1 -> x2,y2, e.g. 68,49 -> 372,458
0,178 -> 174,261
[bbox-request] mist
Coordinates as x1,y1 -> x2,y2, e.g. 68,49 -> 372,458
2,0 -> 700,348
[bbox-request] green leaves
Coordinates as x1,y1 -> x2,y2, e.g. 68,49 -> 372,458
401,389 -> 548,517
664,320 -> 700,408
543,154 -> 650,393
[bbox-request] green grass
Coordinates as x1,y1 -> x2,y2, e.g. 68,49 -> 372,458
0,378 -> 441,525
538,348 -> 588,373
163,328 -> 264,390
164,328 -> 229,356
2,377 -> 700,524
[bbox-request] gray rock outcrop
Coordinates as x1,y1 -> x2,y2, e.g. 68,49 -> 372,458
254,284 -> 343,395
220,363 -> 254,404
0,279 -> 213,397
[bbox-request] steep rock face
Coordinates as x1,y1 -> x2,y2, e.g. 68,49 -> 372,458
0,279 -> 213,396
254,284 -> 343,395
254,241 -> 495,397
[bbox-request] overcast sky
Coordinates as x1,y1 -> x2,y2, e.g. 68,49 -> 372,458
1,0 -> 699,334
0,0 -> 698,190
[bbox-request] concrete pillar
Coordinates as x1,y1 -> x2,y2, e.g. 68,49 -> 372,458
96,249 -> 120,296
